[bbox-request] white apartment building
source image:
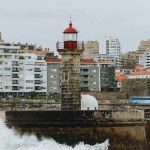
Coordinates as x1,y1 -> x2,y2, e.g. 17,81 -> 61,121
92,53 -> 117,66
139,52 -> 150,68
0,44 -> 47,97
105,37 -> 122,67
18,54 -> 47,96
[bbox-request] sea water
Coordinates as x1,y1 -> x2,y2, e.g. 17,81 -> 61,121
0,120 -> 109,150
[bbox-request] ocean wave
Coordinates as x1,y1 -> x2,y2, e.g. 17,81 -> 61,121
0,120 -> 109,150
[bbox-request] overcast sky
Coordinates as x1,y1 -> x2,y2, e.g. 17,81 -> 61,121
0,0 -> 150,53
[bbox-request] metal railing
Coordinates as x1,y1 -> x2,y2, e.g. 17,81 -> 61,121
56,41 -> 84,50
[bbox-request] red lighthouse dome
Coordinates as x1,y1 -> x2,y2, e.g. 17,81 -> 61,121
63,21 -> 78,33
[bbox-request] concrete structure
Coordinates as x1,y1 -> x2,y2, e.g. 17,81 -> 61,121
81,94 -> 98,110
82,41 -> 99,59
105,36 -> 122,67
57,21 -> 84,110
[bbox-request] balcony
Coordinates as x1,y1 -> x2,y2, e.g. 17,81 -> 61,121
12,69 -> 19,72
34,69 -> 41,72
81,75 -> 89,80
12,80 -> 19,84
12,86 -> 19,90
12,75 -> 19,78
35,86 -> 41,90
81,81 -> 89,86
35,81 -> 41,84
80,71 -> 89,74
34,74 -> 41,78
12,63 -> 19,66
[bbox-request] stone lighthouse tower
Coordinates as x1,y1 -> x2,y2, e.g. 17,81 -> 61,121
57,20 -> 84,110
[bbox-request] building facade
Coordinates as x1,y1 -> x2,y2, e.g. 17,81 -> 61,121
46,58 -> 116,94
121,51 -> 138,69
82,41 -> 99,59
139,52 -> 150,68
105,37 -> 122,67
0,44 -> 47,97
92,53 -> 117,66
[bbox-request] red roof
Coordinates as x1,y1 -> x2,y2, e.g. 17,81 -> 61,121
63,21 -> 78,33
127,70 -> 150,76
45,58 -> 113,65
98,61 -> 113,64
80,59 -> 97,64
115,72 -> 123,76
45,58 -> 61,63
116,75 -> 126,82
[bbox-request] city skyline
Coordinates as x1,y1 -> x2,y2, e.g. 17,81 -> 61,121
0,0 -> 150,53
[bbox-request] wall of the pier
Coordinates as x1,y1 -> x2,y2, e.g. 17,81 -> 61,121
0,101 -> 61,111
5,110 -> 148,150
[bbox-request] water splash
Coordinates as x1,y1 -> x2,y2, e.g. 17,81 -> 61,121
0,120 -> 109,150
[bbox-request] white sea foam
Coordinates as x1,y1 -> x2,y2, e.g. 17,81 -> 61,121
0,120 -> 109,150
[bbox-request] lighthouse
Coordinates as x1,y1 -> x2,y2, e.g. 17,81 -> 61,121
57,20 -> 84,110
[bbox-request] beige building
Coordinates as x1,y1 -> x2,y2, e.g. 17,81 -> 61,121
82,41 -> 99,59
0,32 -> 54,56
136,39 -> 150,62
138,39 -> 150,54
122,39 -> 150,69
121,51 -> 138,69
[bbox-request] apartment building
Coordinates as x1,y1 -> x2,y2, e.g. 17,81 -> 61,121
82,41 -> 99,59
93,53 -> 117,66
121,51 -> 138,69
105,37 -> 122,67
18,53 -> 47,96
45,58 -> 116,93
0,44 -> 47,97
139,52 -> 150,68
138,39 -> 150,54
46,58 -> 61,94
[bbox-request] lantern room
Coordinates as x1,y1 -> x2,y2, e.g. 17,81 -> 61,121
63,21 -> 78,49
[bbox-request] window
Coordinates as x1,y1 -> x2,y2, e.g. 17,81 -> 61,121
26,87 -> 33,89
19,86 -> 23,89
50,81 -> 57,84
26,80 -> 34,83
92,70 -> 96,72
19,68 -> 23,71
5,86 -> 11,89
50,69 -> 57,72
91,82 -> 96,84
50,87 -> 57,90
50,75 -> 57,78
5,68 -> 11,71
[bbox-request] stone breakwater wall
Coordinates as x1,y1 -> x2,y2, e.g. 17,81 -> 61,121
0,101 -> 61,111
5,110 -> 147,150
82,92 -> 128,100
83,79 -> 150,100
